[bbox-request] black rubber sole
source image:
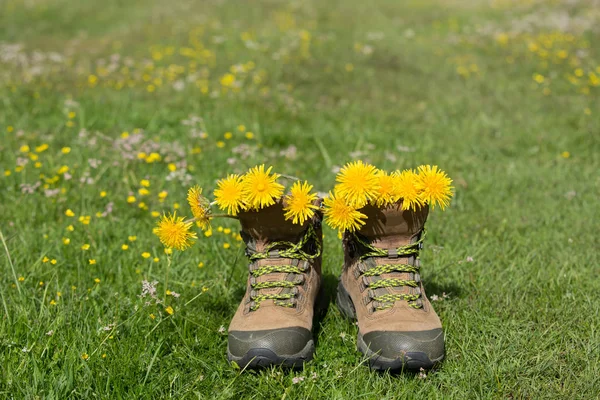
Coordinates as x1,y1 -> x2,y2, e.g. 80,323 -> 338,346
336,281 -> 443,372
227,339 -> 315,369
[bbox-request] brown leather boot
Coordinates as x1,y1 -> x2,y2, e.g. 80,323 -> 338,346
227,200 -> 323,368
336,202 -> 444,371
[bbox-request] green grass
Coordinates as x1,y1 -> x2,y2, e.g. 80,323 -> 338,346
1,0 -> 599,398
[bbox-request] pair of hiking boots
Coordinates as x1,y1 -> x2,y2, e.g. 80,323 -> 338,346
227,199 -> 444,372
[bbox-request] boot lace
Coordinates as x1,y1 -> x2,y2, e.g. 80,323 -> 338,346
352,230 -> 426,311
245,224 -> 321,311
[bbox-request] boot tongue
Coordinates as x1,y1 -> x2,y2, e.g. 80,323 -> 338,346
358,202 -> 428,249
238,200 -> 307,252
357,202 -> 428,308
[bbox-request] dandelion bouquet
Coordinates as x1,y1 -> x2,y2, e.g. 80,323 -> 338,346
153,164 -> 320,251
323,161 -> 453,233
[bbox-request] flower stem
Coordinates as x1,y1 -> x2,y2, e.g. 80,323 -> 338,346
164,253 -> 171,304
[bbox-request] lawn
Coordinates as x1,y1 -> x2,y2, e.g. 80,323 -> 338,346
1,0 -> 599,398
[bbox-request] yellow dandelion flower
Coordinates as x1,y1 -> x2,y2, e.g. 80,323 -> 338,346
187,186 -> 211,230
153,212 -> 197,251
323,191 -> 367,232
283,181 -> 319,225
240,165 -> 284,210
335,160 -> 380,207
393,169 -> 424,211
214,174 -> 245,216
165,306 -> 174,315
416,165 -> 453,210
373,171 -> 400,207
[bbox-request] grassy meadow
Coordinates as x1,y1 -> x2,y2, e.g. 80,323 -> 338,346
1,0 -> 599,398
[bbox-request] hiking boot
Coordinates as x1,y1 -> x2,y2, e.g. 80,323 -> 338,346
336,202 -> 444,371
227,200 -> 323,368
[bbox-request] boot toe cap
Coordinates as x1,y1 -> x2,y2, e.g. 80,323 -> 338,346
361,328 -> 444,370
228,327 -> 314,368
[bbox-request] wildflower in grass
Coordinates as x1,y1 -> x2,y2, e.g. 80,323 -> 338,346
127,195 -> 136,203
50,299 -> 57,306
241,165 -> 284,210
164,248 -> 173,255
151,211 -> 160,218
158,191 -> 168,201
39,281 -> 44,286
94,278 -> 100,283
198,262 -> 204,268
245,132 -> 254,139
100,191 -> 107,197
393,169 -> 423,211
66,225 -> 74,231
323,191 -> 367,232
50,259 -> 57,265
61,147 -> 71,154
373,171 -> 400,207
416,165 -> 453,210
204,228 -> 213,237
223,228 -> 231,234
138,188 -> 150,196
18,276 -> 24,282
223,243 -> 231,249
142,252 -> 151,259
283,181 -> 319,225
140,179 -> 150,187
561,151 -> 570,159
89,259 -> 96,264
153,212 -> 197,250
42,256 -> 50,263
121,244 -> 129,250
65,209 -> 75,217
81,353 -> 89,360
187,186 -> 211,229
81,244 -> 90,250
62,238 -> 70,245
165,306 -> 174,315
335,160 -> 380,207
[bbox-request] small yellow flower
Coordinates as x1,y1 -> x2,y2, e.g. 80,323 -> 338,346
20,145 -> 30,153
62,238 -> 71,245
373,171 -> 400,207
61,147 -> 71,154
237,124 -> 246,132
241,165 -> 284,210
81,244 -> 90,250
66,225 -> 74,232
65,209 -> 75,217
102,353 -> 107,359
168,163 -> 177,172
283,181 -> 319,225
140,179 -> 150,187
18,276 -> 25,282
153,257 -> 159,262
149,314 -> 156,320
165,306 -> 174,315
35,144 -> 49,153
128,236 -> 137,242
204,229 -> 213,237
323,191 -> 367,232
223,242 -> 231,249
153,212 -> 197,251
245,132 -> 254,140
216,141 -> 225,148
142,252 -> 151,258
68,111 -> 76,119
393,169 -> 424,211
138,188 -> 150,196
57,165 -> 69,175
416,165 -> 453,210
89,259 -> 96,265
187,186 -> 211,230
158,191 -> 168,200
39,281 -> 44,286
50,259 -> 57,265
198,262 -> 204,268
94,278 -> 100,283
121,244 -> 129,250
335,160 -> 380,207
100,191 -> 107,197
42,256 -> 50,263
81,353 -> 89,360
127,195 -> 136,203
164,247 -> 173,255
57,292 -> 62,297
561,151 -> 570,159
151,211 -> 160,218
214,174 -> 246,215
50,299 -> 57,306
223,228 -> 232,235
